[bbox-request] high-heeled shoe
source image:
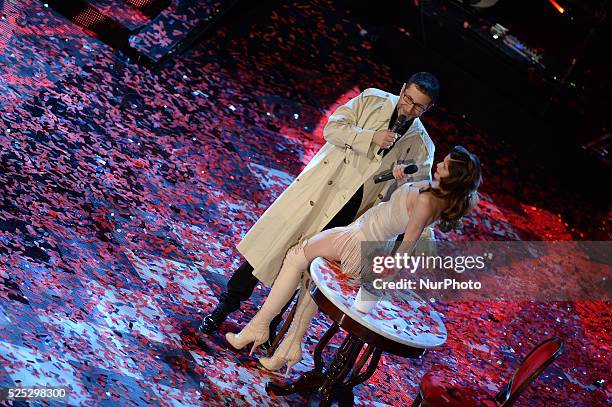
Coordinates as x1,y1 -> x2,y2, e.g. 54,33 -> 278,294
258,340 -> 302,376
225,327 -> 268,356
225,305 -> 276,355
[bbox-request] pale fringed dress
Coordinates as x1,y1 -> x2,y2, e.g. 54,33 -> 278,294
331,183 -> 413,280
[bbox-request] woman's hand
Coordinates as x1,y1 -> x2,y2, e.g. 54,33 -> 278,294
392,163 -> 410,184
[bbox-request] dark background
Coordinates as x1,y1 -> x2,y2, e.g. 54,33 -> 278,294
205,0 -> 611,238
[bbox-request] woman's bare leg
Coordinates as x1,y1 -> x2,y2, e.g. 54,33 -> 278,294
247,227 -> 344,318
226,228 -> 345,356
303,227 -> 345,263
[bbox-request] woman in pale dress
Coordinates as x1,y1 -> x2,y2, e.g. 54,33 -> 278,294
226,145 -> 482,374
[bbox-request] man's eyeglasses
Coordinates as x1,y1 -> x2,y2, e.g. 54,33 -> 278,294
401,89 -> 429,116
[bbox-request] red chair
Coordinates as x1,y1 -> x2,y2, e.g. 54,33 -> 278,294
412,337 -> 564,407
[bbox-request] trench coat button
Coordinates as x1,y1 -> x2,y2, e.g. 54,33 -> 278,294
378,193 -> 384,199
323,160 -> 328,165
296,178 -> 300,182
327,180 -> 333,185
309,200 -> 315,206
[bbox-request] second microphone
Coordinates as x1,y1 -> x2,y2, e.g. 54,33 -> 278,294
373,163 -> 418,184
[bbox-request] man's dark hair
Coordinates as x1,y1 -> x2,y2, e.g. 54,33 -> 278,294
406,72 -> 440,104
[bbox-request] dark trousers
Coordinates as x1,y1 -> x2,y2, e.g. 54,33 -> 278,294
219,186 -> 365,314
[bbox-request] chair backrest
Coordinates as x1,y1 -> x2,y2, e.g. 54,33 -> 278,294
496,337 -> 564,406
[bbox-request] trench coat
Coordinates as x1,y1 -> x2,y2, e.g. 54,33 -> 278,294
237,88 -> 436,286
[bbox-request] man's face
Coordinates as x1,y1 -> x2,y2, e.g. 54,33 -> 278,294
397,83 -> 433,120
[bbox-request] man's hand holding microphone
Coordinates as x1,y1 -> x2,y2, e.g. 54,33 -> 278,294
372,129 -> 398,150
371,115 -> 418,183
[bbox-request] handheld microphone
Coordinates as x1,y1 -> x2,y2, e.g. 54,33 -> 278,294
391,114 -> 411,135
377,114 -> 411,155
373,163 -> 418,184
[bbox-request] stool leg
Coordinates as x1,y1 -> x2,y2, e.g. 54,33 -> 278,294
319,335 -> 364,407
411,391 -> 423,407
314,322 -> 339,372
343,348 -> 382,388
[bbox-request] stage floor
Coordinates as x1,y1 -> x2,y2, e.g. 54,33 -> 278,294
0,0 -> 609,405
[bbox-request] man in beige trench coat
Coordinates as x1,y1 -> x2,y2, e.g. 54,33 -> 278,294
199,72 -> 440,344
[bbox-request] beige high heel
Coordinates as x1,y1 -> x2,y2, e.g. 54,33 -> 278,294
225,327 -> 268,356
259,341 -> 302,376
226,304 -> 276,355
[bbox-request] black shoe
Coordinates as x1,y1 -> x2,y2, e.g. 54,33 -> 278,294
198,302 -> 235,335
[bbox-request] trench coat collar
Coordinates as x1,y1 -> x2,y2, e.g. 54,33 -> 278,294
379,92 -> 400,126
372,93 -> 398,163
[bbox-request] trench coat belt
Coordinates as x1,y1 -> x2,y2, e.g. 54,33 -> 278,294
343,143 -> 354,164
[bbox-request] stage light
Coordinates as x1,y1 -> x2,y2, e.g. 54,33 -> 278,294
547,0 -> 565,14
123,0 -> 171,19
72,7 -> 106,28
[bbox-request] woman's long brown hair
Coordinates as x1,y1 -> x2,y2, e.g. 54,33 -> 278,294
426,145 -> 482,232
